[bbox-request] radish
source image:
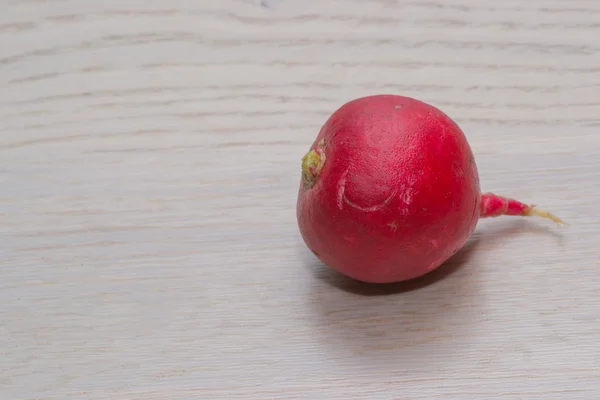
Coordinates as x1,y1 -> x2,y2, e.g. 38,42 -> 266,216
296,94 -> 563,284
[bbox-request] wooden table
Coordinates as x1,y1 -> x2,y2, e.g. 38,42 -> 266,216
2,1 -> 599,399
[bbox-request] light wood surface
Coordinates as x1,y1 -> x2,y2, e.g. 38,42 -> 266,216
2,1 -> 599,399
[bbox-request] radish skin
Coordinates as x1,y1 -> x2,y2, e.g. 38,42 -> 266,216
296,94 -> 564,284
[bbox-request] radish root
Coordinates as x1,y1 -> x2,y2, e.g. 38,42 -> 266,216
480,192 -> 566,226
524,205 -> 566,226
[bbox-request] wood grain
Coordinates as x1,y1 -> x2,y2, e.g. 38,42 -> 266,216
1,0 -> 599,399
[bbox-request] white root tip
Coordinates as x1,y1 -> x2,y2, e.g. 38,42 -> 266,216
525,205 -> 567,226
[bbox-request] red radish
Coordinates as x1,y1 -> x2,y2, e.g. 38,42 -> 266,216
296,94 -> 563,284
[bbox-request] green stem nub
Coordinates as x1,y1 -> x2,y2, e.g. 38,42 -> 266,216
301,147 -> 325,189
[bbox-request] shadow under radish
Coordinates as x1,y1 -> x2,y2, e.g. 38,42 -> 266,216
309,235 -> 480,296
307,218 -> 564,295
302,219 -> 565,369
